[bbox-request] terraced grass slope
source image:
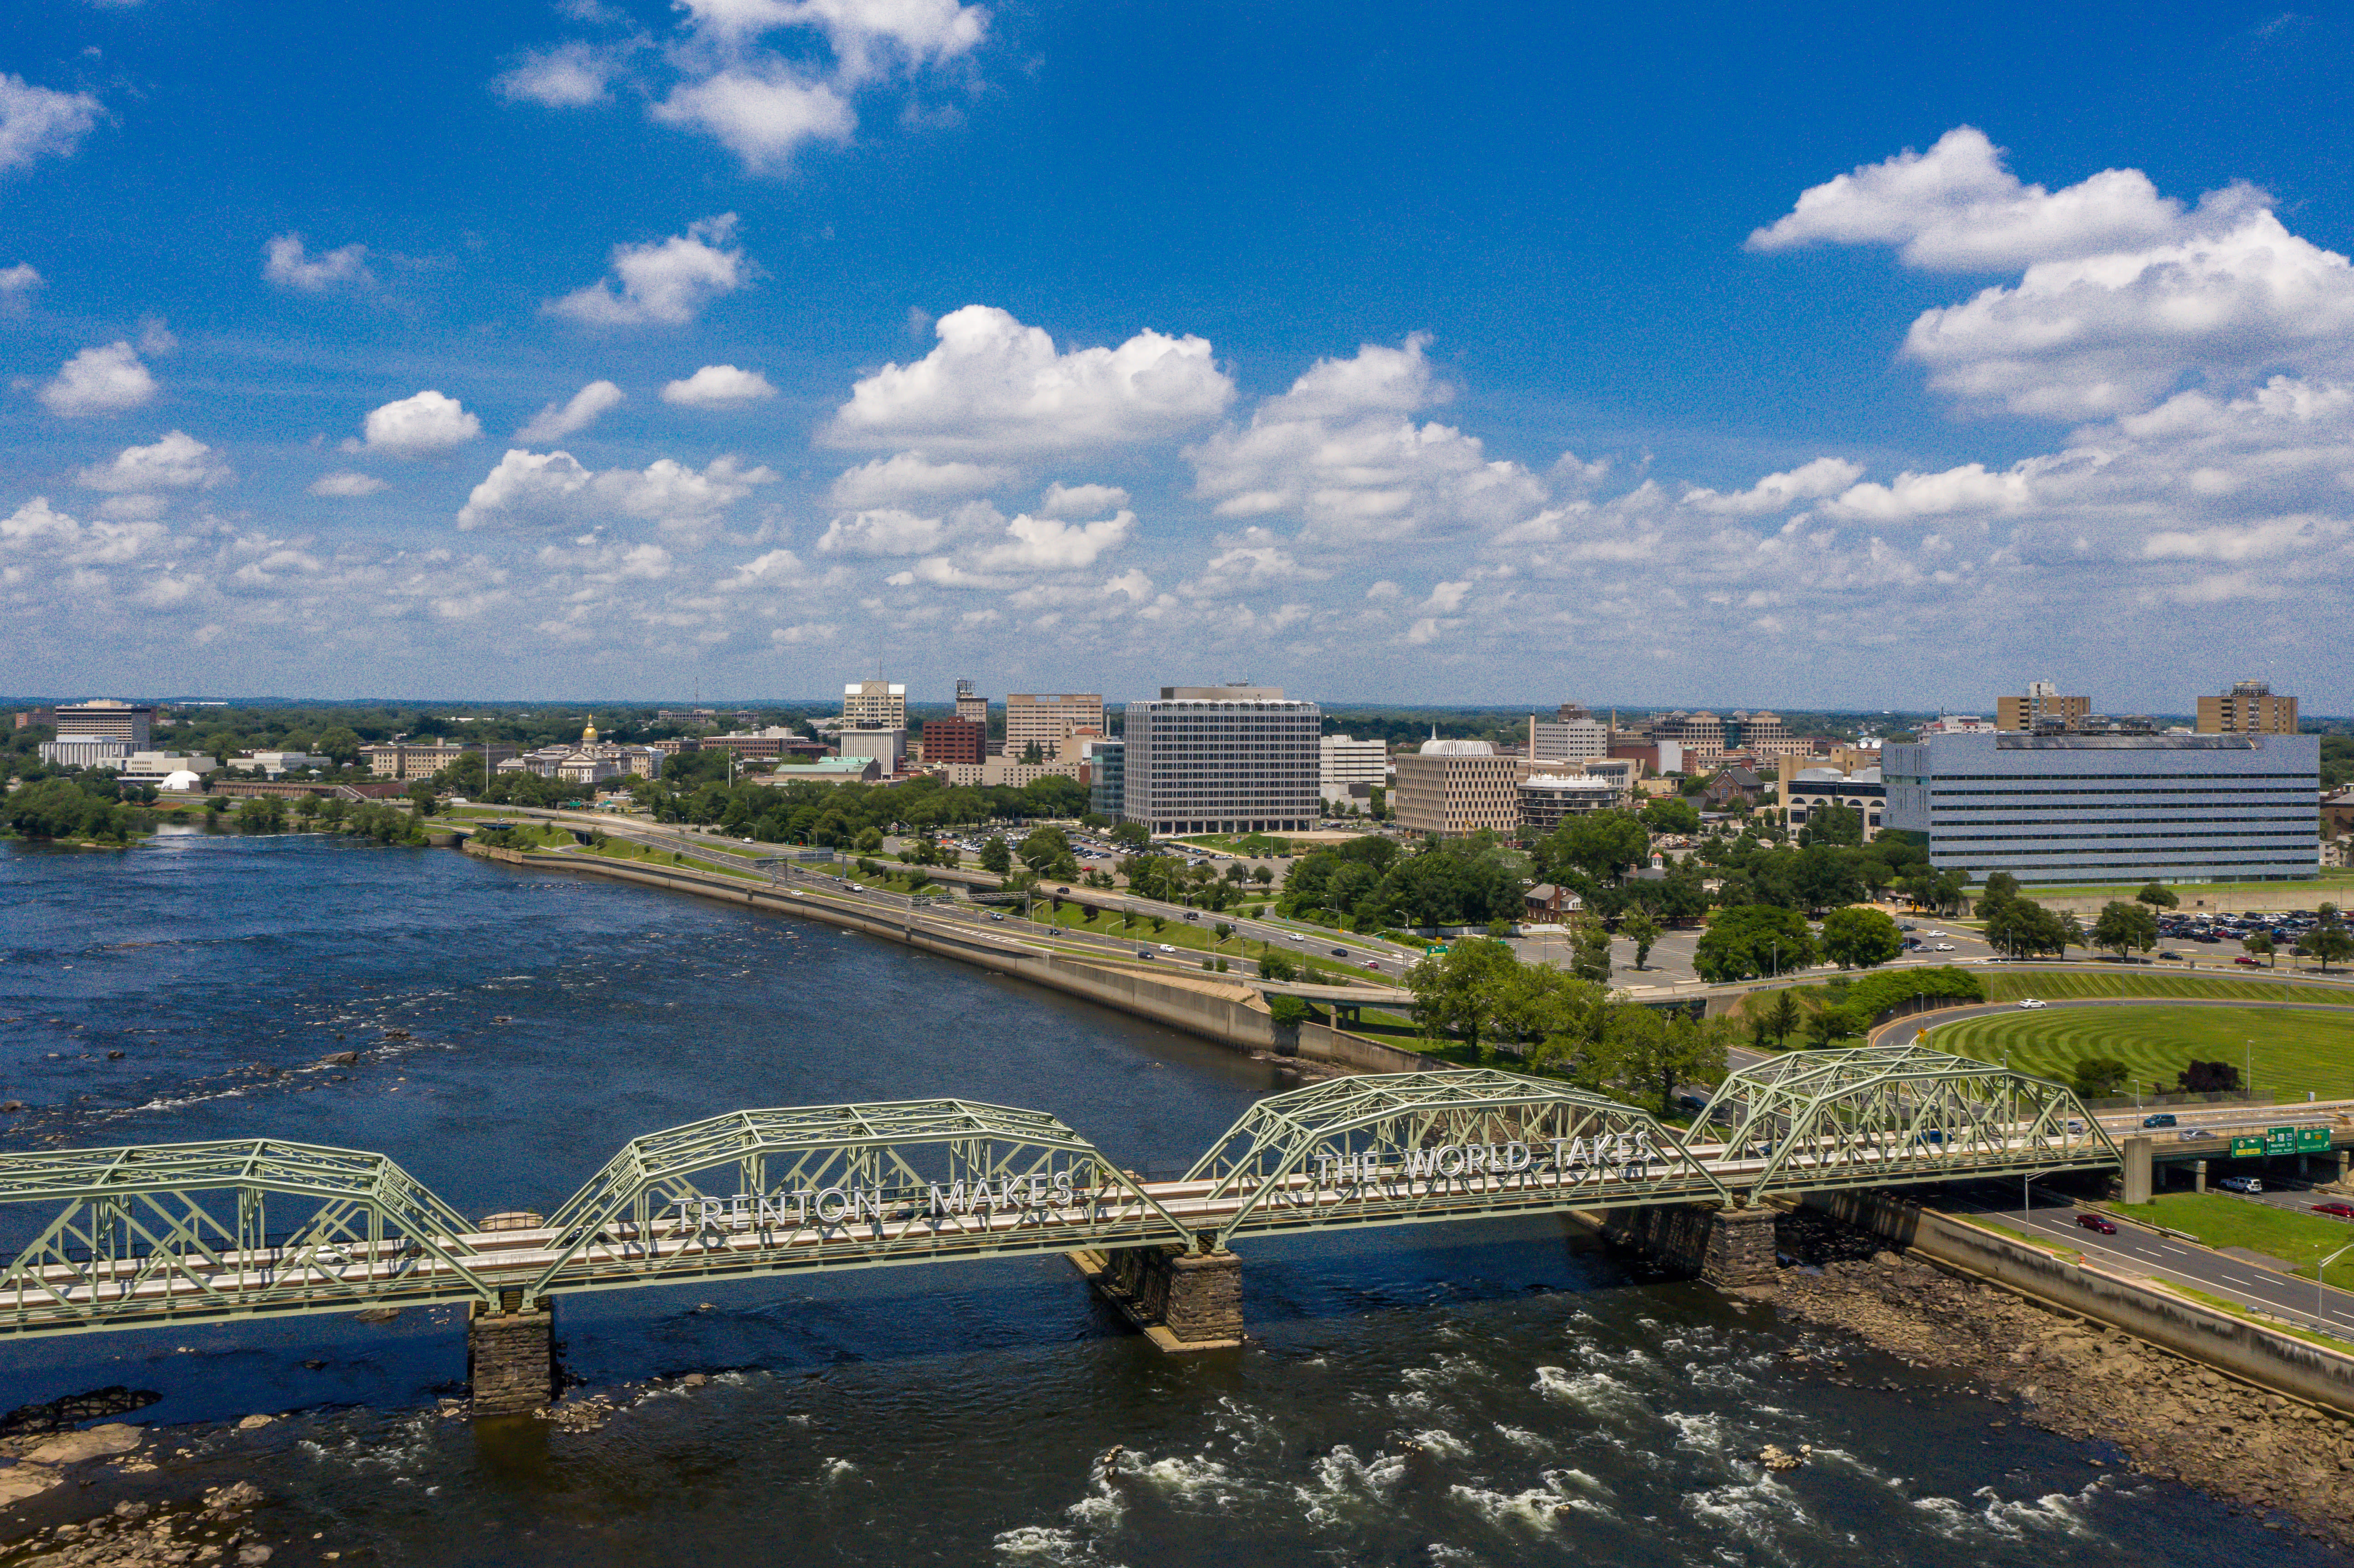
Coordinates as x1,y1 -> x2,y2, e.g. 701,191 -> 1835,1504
1929,1005 -> 2354,1102
1982,970 -> 2340,1003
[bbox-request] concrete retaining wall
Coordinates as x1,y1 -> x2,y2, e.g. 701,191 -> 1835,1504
1293,1022 -> 1428,1073
1807,1189 -> 2354,1415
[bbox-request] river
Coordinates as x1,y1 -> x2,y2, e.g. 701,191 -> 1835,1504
0,831 -> 2337,1566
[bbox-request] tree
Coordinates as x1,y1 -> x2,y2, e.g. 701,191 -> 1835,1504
2070,1056 -> 2131,1099
406,779 -> 439,817
1269,996 -> 1313,1029
1640,797 -> 1700,836
293,792 -> 322,825
1017,824 -> 1071,872
1404,937 -> 1519,1057
1111,820 -> 1151,850
1541,810 -> 1649,884
854,826 -> 884,854
2297,926 -> 2354,974
2091,900 -> 2159,960
2136,882 -> 2180,910
1020,741 -> 1044,765
1802,805 -> 1864,848
2244,931 -> 2276,967
1569,918 -> 1611,984
1764,989 -> 1802,1050
1819,906 -> 1903,970
1693,904 -> 1818,983
2178,1059 -> 2241,1093
1252,866 -> 1274,886
1621,909 -> 1661,971
1802,1003 -> 1863,1049
1600,1008 -> 1732,1114
1213,921 -> 1233,945
978,834 -> 1012,874
1258,950 -> 1299,982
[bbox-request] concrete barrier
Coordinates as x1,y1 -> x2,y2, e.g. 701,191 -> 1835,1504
1293,1022 -> 1430,1073
1806,1188 -> 2354,1415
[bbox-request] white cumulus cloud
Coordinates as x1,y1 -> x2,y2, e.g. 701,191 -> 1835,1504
262,234 -> 374,292
825,304 -> 1234,456
547,215 -> 750,327
457,449 -> 774,531
347,390 -> 482,458
661,363 -> 777,407
828,451 -> 1014,507
77,431 -> 231,492
1684,457 -> 1864,515
1038,481 -> 1129,517
495,41 -> 631,107
0,75 -> 103,175
309,471 -> 390,498
38,342 -> 156,417
650,69 -> 854,175
516,380 -> 625,442
0,263 -> 39,313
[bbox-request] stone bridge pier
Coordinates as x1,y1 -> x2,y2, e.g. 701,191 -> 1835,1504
1078,1243 -> 1245,1350
1601,1203 -> 1780,1291
467,1295 -> 559,1416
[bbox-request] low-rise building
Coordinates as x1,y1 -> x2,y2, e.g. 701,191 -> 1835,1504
1523,883 -> 1583,923
230,751 -> 324,778
2198,679 -> 2299,736
365,742 -> 520,781
1783,765 -> 1886,840
920,716 -> 986,768
836,728 -> 907,771
1516,771 -> 1620,834
1995,680 -> 2091,734
1320,734 -> 1387,807
1700,765 -> 1767,810
773,756 -> 882,785
37,738 -> 131,769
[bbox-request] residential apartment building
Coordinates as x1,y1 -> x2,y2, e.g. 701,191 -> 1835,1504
1122,686 -> 1320,836
1517,771 -> 1619,833
921,715 -> 986,767
1527,713 -> 1608,763
1086,738 -> 1124,820
1393,739 -> 1523,838
55,701 -> 155,749
2198,679 -> 2298,736
1883,731 -> 2320,885
1005,693 -> 1105,758
1995,680 -> 2091,734
1319,734 -> 1388,806
954,679 -> 988,727
842,680 -> 907,730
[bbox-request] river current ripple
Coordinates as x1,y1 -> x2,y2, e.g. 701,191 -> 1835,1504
0,832 -> 2335,1567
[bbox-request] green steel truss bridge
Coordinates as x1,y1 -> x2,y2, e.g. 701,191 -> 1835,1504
0,1047 -> 2112,1340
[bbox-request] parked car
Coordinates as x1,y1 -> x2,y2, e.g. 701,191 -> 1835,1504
2217,1176 -> 2264,1194
2313,1202 -> 2354,1219
2076,1213 -> 2118,1235
1933,943 -> 1956,952
2017,998 -> 2047,1010
2142,1113 -> 2178,1128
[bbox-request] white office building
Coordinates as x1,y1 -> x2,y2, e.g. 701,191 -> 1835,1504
1123,686 -> 1321,836
1884,731 -> 2321,885
37,738 -> 132,769
1527,715 -> 1608,763
1319,734 -> 1387,806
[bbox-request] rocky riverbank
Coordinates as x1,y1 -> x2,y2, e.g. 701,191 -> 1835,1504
1772,1207 -> 2354,1549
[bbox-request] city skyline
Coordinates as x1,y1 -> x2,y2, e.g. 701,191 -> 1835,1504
3,5 -> 2350,710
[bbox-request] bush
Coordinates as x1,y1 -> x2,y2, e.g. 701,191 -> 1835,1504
2071,1056 -> 2131,1099
1269,996 -> 1313,1029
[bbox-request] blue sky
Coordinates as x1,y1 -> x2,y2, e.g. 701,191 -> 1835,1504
3,1 -> 2350,711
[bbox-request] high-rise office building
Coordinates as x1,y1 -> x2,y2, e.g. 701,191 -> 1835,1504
1884,730 -> 2320,885
1527,713 -> 1608,763
2198,679 -> 2298,736
921,716 -> 986,767
843,680 -> 906,730
1319,734 -> 1387,805
1122,686 -> 1320,836
1394,739 -> 1523,837
1085,738 -> 1124,820
1005,693 -> 1105,758
55,700 -> 154,750
954,679 -> 988,727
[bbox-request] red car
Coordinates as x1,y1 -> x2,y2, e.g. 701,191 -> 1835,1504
2233,955 -> 2264,967
2313,1203 -> 2354,1220
2075,1213 -> 2118,1235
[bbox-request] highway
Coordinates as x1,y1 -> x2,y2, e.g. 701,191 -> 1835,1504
1941,1179 -> 2354,1340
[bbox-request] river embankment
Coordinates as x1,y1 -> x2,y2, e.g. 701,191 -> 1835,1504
1773,1206 -> 2354,1548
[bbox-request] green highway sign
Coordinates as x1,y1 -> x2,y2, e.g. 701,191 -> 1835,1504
2266,1125 -> 2300,1155
2299,1127 -> 2335,1154
2230,1136 -> 2266,1159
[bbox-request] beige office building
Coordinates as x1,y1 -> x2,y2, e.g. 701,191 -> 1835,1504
1005,693 -> 1104,757
1393,739 -> 1523,838
56,700 -> 155,749
1650,712 -> 1726,766
954,679 -> 988,726
843,680 -> 907,730
2199,679 -> 2298,736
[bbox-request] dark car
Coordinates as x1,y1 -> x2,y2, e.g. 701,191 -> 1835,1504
1330,948 -> 1348,957
2157,950 -> 2183,960
2076,1213 -> 2118,1235
1135,949 -> 1153,959
2315,1202 -> 2354,1220
2142,1113 -> 2178,1128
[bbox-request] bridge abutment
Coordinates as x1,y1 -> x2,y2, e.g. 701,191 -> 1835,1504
468,1298 -> 558,1416
1603,1203 -> 1780,1291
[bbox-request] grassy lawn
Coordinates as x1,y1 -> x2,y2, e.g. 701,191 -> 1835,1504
1027,900 -> 1365,981
1981,970 -> 2345,1003
2016,872 -> 2354,901
2113,1192 -> 2354,1288
1928,1004 -> 2354,1101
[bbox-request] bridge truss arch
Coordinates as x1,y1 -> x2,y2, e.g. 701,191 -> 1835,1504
0,1140 -> 496,1337
1180,1069 -> 1731,1250
1695,1044 -> 2117,1197
523,1099 -> 1193,1303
